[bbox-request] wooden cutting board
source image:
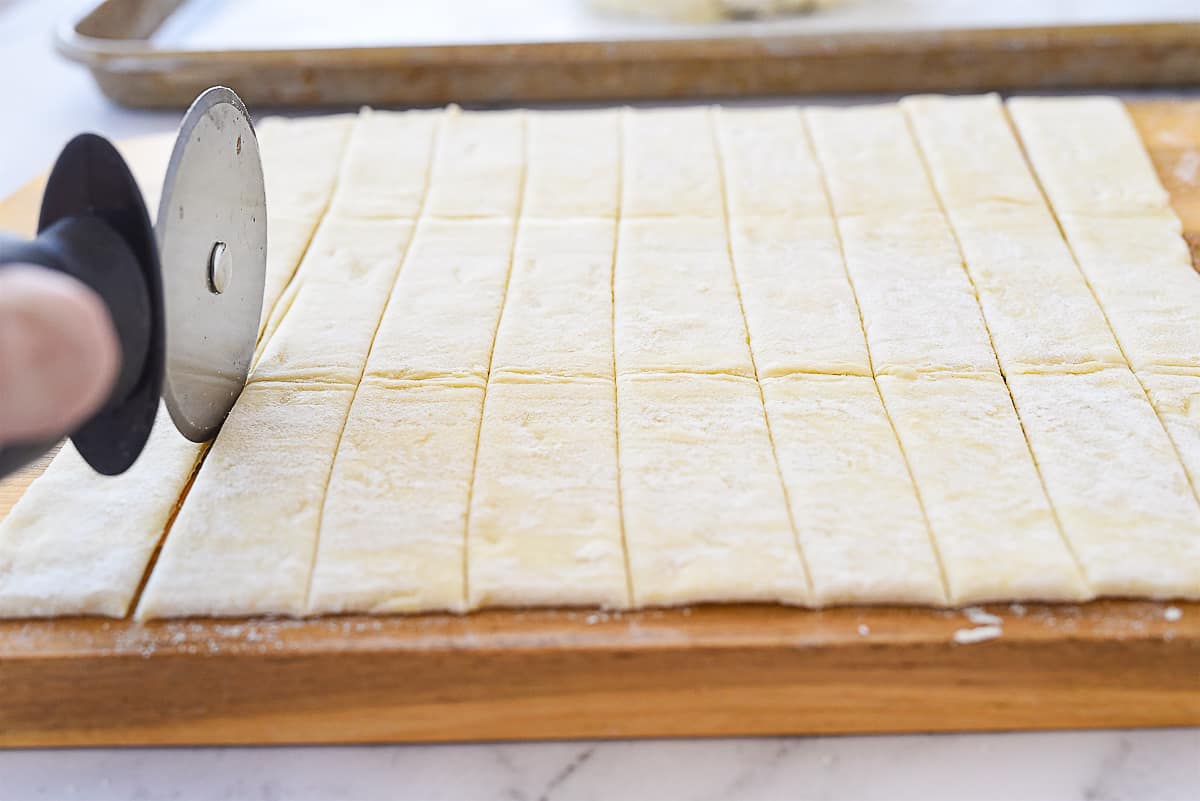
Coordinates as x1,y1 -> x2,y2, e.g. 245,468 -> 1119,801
0,101 -> 1198,747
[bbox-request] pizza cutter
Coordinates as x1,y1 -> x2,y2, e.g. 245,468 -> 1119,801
0,86 -> 267,478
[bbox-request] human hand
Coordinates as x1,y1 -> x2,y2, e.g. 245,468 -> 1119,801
0,265 -> 120,446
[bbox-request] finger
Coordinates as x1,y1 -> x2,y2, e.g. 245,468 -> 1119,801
0,265 -> 121,444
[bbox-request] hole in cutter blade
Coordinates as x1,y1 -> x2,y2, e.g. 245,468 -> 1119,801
207,241 -> 231,294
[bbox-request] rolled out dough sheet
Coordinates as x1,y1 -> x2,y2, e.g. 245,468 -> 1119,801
1140,371 -> 1200,494
326,108 -> 440,221
468,376 -> 627,609
1008,97 -> 1171,215
137,383 -> 356,619
1007,369 -> 1200,598
614,217 -> 753,377
425,108 -> 525,219
251,219 -> 413,385
901,94 -> 1045,209
940,204 -> 1124,374
837,212 -> 998,375
761,374 -> 944,606
0,407 -> 203,618
903,94 -> 1124,373
622,107 -> 723,218
714,107 -> 830,219
309,377 -> 485,614
490,219 -> 616,379
524,110 -> 620,219
256,115 -> 356,219
878,372 -> 1089,603
1055,212 -> 1200,372
805,104 -> 940,217
729,216 -> 871,378
365,218 -> 516,381
617,373 -> 809,607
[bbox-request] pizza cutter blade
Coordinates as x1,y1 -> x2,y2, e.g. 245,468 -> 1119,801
159,86 -> 267,443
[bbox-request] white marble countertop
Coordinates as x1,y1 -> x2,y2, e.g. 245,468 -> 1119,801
2,2 -> 1198,799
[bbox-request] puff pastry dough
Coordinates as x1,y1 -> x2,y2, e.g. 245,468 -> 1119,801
614,217 -> 753,376
618,373 -> 809,606
805,105 -> 940,217
622,108 -> 723,218
365,219 -> 516,381
137,383 -> 356,618
1056,213 -> 1200,372
837,212 -> 998,375
1008,97 -> 1170,215
309,377 -> 485,614
729,216 -> 871,377
468,376 -> 627,609
7,97 -> 1199,619
425,108 -> 525,219
0,407 -> 202,617
327,108 -> 440,221
761,375 -> 944,605
491,219 -> 616,379
1007,369 -> 1200,598
714,107 -> 830,219
878,372 -> 1089,603
251,220 -> 413,385
524,110 -> 620,219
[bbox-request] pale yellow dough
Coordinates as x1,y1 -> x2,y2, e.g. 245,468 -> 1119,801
365,219 -> 516,381
902,94 -> 1044,209
1056,212 -> 1200,372
425,108 -> 525,219
618,373 -> 810,607
714,107 -> 830,219
1140,371 -> 1200,493
878,372 -> 1089,603
729,216 -> 870,377
524,110 -> 620,219
467,376 -> 627,609
903,94 -> 1124,373
137,383 -> 356,618
1008,369 -> 1200,598
805,104 -> 940,217
309,377 -> 485,614
838,212 -> 998,375
614,217 -> 753,376
491,219 -> 616,379
251,219 -> 413,385
1007,97 -> 1170,215
327,108 -> 440,221
255,115 -> 356,218
622,108 -> 723,218
0,408 -> 203,618
762,375 -> 944,605
9,97 -> 1200,619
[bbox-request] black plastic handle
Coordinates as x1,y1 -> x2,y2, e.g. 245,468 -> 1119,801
0,218 -> 151,477
0,133 -> 164,480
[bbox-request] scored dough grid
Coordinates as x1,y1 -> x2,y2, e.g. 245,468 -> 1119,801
3,96 -> 1200,619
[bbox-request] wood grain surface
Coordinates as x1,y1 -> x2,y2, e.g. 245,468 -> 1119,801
0,101 -> 1196,746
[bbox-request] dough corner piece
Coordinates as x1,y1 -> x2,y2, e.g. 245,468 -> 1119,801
0,408 -> 204,619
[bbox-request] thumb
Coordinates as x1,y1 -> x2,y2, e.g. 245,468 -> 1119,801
0,265 -> 120,445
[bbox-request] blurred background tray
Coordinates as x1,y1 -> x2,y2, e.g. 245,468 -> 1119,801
60,0 -> 1200,109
